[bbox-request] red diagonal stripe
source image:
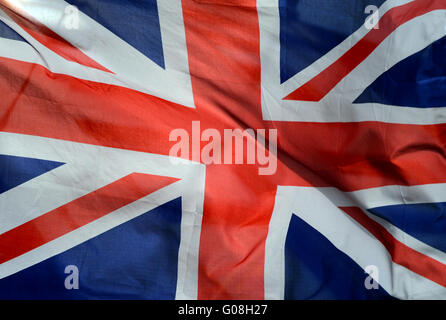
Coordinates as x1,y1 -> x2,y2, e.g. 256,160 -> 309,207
285,0 -> 446,101
342,206 -> 446,287
0,173 -> 178,264
0,1 -> 111,73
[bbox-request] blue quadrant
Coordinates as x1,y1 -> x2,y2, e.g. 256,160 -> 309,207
0,154 -> 64,194
67,0 -> 165,68
355,36 -> 446,108
0,20 -> 25,42
0,198 -> 182,299
279,0 -> 386,83
285,214 -> 394,300
368,202 -> 446,254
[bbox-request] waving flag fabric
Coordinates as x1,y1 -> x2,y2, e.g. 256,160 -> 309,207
0,0 -> 445,300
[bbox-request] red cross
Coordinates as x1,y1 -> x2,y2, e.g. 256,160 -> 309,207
1,0 -> 445,299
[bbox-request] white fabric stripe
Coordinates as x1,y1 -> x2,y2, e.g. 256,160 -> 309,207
346,103 -> 446,125
264,187 -> 295,300
265,99 -> 446,124
157,0 -> 192,76
0,37 -> 42,64
265,186 -> 446,300
317,183 -> 446,209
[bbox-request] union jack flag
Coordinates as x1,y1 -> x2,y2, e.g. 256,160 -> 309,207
0,0 -> 445,300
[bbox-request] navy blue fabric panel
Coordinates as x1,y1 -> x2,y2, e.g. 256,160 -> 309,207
0,154 -> 64,194
279,0 -> 386,83
0,198 -> 182,299
355,36 -> 446,108
0,20 -> 25,41
66,0 -> 164,68
369,202 -> 446,253
285,214 -> 394,300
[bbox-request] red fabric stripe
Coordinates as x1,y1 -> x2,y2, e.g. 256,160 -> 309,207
285,0 -> 446,101
182,0 -> 270,299
0,57 -> 198,155
342,207 -> 446,287
273,120 -> 446,191
0,2 -> 110,73
1,58 -> 445,191
0,173 -> 178,264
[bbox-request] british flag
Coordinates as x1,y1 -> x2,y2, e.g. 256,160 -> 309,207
0,0 -> 445,300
